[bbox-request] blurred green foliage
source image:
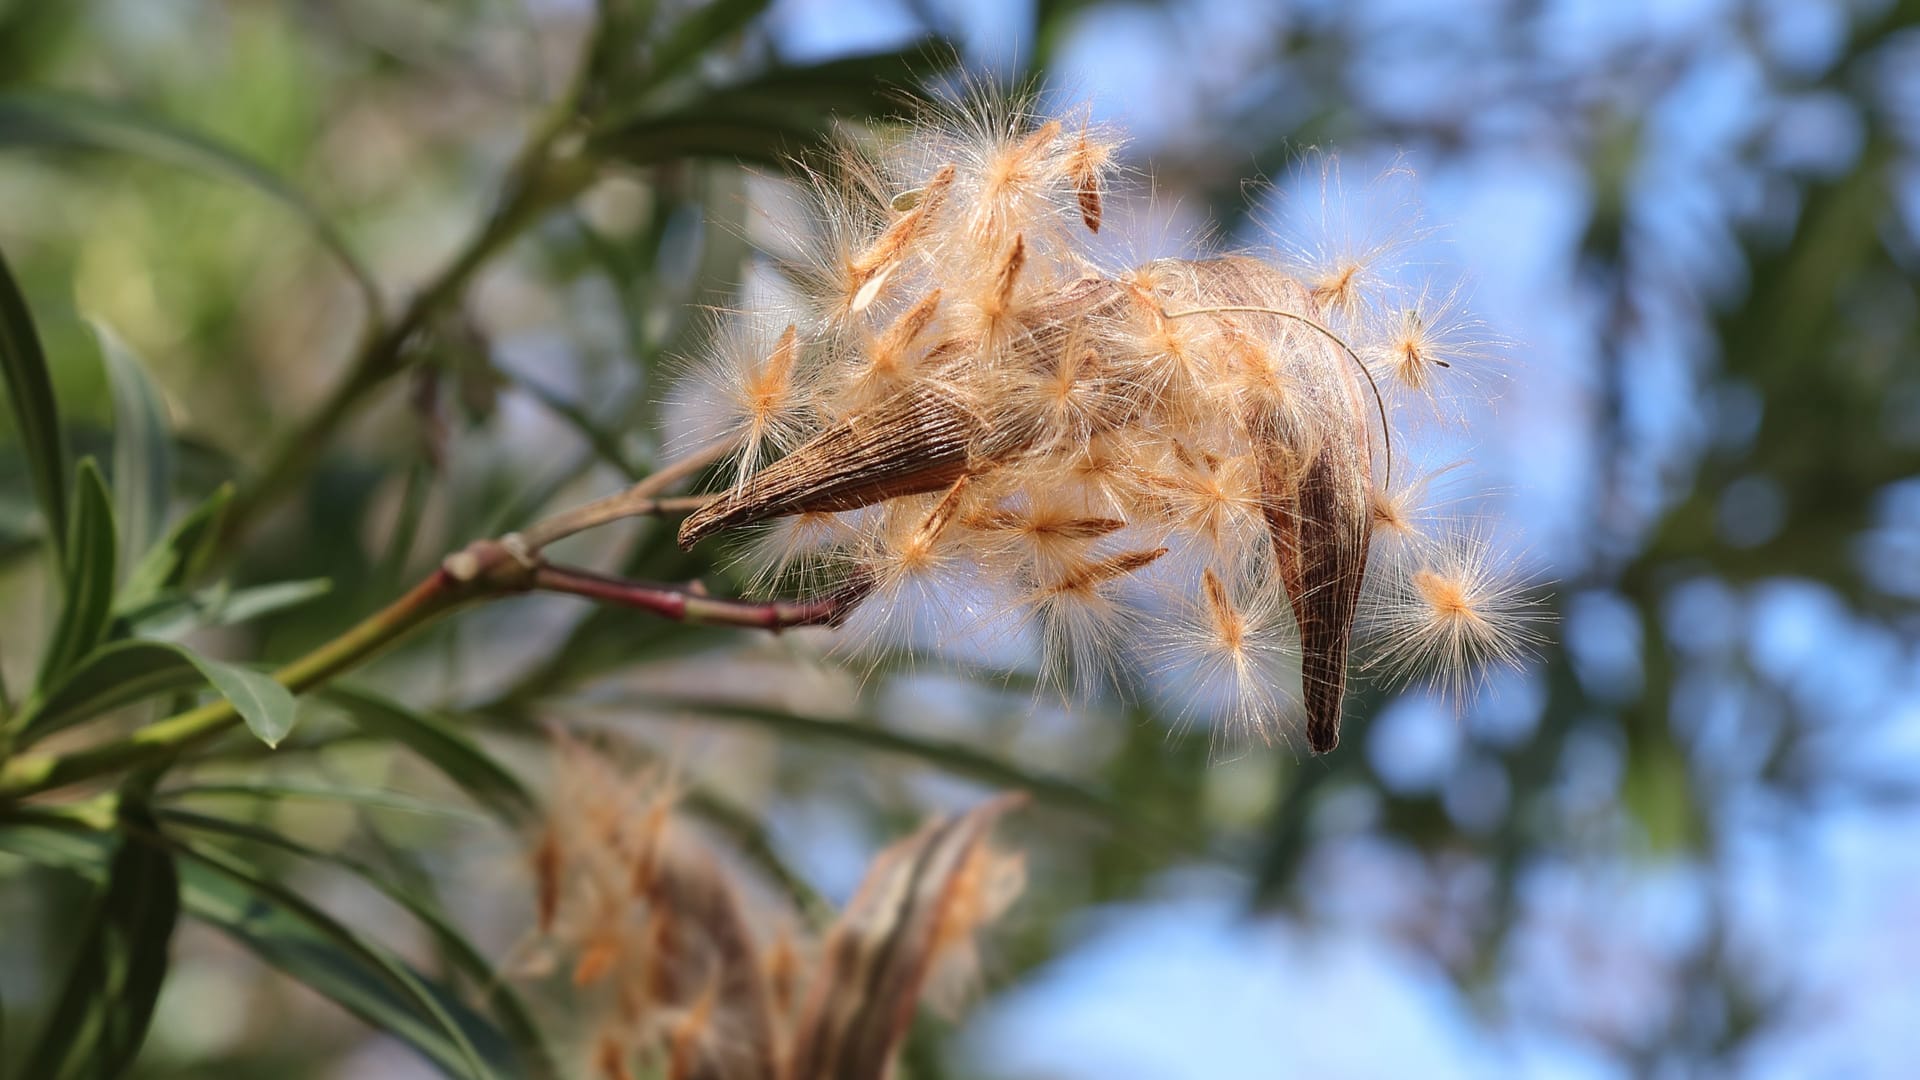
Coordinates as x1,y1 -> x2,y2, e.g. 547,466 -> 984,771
0,1 -> 1915,1077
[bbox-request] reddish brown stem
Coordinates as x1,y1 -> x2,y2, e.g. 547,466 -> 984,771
531,564 -> 871,631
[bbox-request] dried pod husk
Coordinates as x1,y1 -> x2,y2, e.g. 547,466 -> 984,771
633,847 -> 782,1080
1246,364 -> 1373,754
679,278 -> 1128,549
679,377 -> 987,548
788,794 -> 1026,1080
1156,257 -> 1375,752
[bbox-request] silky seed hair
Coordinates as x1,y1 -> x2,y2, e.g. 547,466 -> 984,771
673,88 -> 1541,754
528,742 -> 1025,1080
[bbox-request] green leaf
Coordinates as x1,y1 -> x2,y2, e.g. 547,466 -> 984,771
0,91 -> 382,313
93,320 -> 174,566
199,653 -> 298,747
19,640 -> 200,738
170,836 -> 505,1080
159,808 -> 559,1080
320,685 -> 535,826
208,576 -> 332,625
20,638 -> 294,747
163,781 -> 490,823
0,243 -> 67,554
592,40 -> 949,168
118,482 -> 232,614
20,805 -> 179,1080
374,458 -> 433,594
0,818 -> 111,869
35,458 -> 117,689
0,822 -> 518,1080
127,576 -> 334,638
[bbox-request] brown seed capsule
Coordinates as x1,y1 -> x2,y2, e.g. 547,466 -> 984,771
680,378 -> 985,548
637,848 -> 782,1080
1247,367 -> 1373,754
789,794 -> 1026,1080
680,277 -> 1128,548
1151,255 -> 1376,752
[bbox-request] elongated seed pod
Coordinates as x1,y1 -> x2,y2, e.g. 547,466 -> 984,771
633,849 -> 781,1080
1166,256 -> 1376,753
1248,359 -> 1373,753
789,794 -> 1025,1080
679,277 -> 1127,548
679,377 -> 986,548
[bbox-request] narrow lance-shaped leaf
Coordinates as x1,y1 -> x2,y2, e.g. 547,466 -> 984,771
159,808 -> 560,1080
20,638 -> 295,748
206,576 -> 333,625
163,782 -> 489,822
118,481 -> 232,614
639,0 -> 771,90
167,836 -> 506,1080
93,319 -> 174,567
0,822 -> 521,1080
631,695 -> 1124,824
0,243 -> 68,553
35,458 -> 118,689
20,803 -> 180,1080
591,40 -> 954,169
126,576 -> 334,639
319,684 -> 537,826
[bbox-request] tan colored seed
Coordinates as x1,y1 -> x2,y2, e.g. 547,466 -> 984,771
852,163 -> 957,278
985,234 -> 1026,320
1047,546 -> 1168,596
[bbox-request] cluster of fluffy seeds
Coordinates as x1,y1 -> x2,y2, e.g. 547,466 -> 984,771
529,739 -> 1024,1080
675,94 -> 1540,753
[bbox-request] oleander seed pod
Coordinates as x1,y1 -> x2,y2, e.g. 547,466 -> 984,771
669,93 -> 1538,753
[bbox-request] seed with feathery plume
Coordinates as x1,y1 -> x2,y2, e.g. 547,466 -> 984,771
1362,528 -> 1546,705
850,163 -> 956,314
668,92 -> 1540,753
983,234 -> 1026,322
1066,122 -> 1111,233
527,740 -> 1025,1080
1152,568 -> 1300,750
